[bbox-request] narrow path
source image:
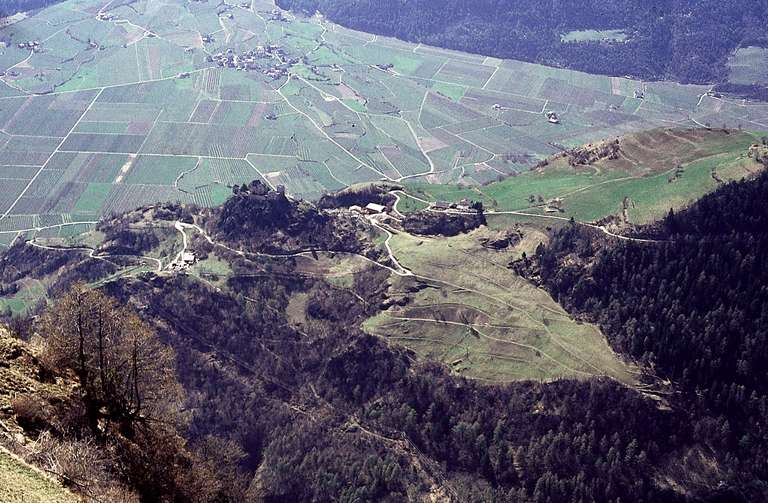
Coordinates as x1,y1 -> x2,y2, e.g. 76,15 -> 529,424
365,217 -> 413,276
26,240 -> 163,272
174,220 -> 413,276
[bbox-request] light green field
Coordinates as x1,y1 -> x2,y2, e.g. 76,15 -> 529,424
363,229 -> 637,384
557,149 -> 761,223
126,156 -> 199,185
395,192 -> 430,213
73,183 -> 112,213
431,81 -> 466,101
0,279 -> 46,315
0,448 -> 77,503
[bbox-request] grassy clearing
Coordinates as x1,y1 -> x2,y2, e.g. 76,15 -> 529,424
561,29 -> 628,43
0,448 -> 77,503
395,193 -> 429,213
727,46 -> 768,86
561,148 -> 761,223
191,254 -> 232,288
363,228 -> 637,384
0,279 -> 47,315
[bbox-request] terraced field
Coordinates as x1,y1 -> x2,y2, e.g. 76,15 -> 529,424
0,0 -> 766,248
363,227 -> 638,383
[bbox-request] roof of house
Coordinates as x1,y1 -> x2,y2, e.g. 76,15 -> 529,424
365,202 -> 386,213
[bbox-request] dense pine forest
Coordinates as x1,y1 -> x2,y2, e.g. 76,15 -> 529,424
0,0 -> 63,16
529,170 -> 768,499
277,0 -> 768,84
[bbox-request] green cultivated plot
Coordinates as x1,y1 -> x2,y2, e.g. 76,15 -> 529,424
0,0 -> 765,240
74,183 -> 113,213
126,156 -> 199,185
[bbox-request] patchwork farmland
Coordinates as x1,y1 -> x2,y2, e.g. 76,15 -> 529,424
0,0 -> 766,247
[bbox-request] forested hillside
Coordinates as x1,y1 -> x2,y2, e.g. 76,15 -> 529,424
0,184 -> 747,502
278,0 -> 768,84
527,169 -> 768,499
0,1 -> 62,16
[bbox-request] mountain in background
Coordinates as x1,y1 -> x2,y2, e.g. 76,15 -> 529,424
0,0 -> 62,16
278,0 -> 768,88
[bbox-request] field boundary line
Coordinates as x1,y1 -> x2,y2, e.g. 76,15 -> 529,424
276,75 -> 392,180
0,88 -> 103,221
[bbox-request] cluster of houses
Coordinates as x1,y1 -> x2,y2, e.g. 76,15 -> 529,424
96,12 -> 117,21
168,251 -> 197,272
17,40 -> 41,51
207,48 -> 261,71
205,45 -> 295,78
430,199 -> 478,212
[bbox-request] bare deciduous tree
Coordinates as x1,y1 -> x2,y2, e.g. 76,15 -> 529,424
39,284 -> 182,435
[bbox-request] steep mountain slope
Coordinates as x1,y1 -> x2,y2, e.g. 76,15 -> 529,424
0,447 -> 77,503
0,328 -> 78,503
517,170 -> 768,500
278,0 -> 768,85
0,184 -> 699,501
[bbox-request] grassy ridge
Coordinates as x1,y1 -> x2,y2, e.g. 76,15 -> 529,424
405,129 -> 763,224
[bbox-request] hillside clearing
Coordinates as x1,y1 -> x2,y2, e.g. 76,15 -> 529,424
363,227 -> 638,384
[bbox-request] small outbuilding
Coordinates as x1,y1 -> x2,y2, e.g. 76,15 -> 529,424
546,111 -> 560,124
